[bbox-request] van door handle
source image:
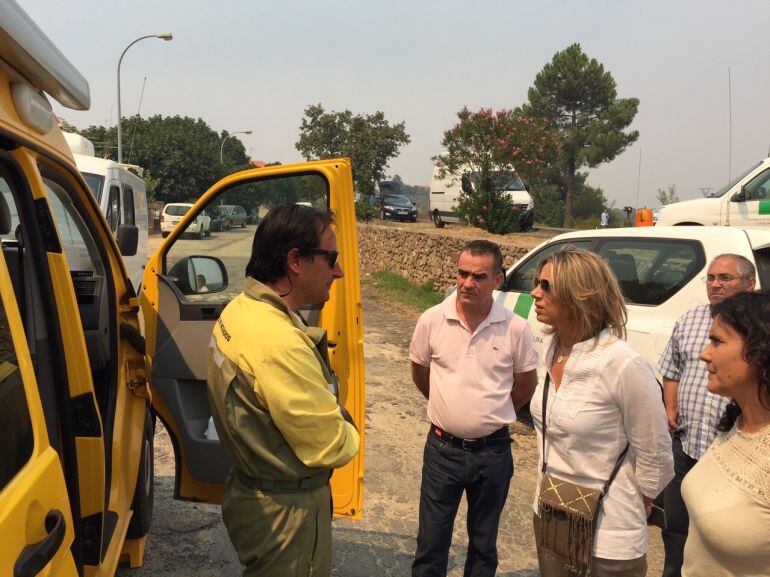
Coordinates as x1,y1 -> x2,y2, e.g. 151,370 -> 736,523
201,307 -> 219,320
14,509 -> 66,577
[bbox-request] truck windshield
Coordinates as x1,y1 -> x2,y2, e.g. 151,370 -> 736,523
709,161 -> 762,198
82,172 -> 104,202
469,170 -> 526,191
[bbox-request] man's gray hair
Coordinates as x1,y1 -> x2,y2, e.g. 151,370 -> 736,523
712,253 -> 756,280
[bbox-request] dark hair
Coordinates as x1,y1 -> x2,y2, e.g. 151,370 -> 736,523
460,239 -> 503,274
245,204 -> 333,283
712,290 -> 770,432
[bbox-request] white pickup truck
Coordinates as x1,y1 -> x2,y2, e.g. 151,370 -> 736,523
657,157 -> 770,227
495,225 -> 769,372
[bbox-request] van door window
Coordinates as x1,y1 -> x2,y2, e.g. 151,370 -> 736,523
596,238 -> 705,305
743,169 -> 770,200
164,175 -> 328,313
503,240 -> 594,292
105,185 -> 121,232
123,184 -> 135,226
0,244 -> 34,491
753,248 -> 770,289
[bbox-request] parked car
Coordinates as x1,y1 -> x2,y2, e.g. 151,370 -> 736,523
207,206 -> 232,231
161,202 -> 210,238
494,226 -> 769,371
657,157 -> 770,227
219,204 -> 248,228
379,194 -> 418,222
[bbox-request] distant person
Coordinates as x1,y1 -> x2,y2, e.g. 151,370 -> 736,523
600,209 -> 609,228
658,254 -> 756,577
529,247 -> 673,576
410,239 -> 539,577
197,274 -> 209,292
207,205 -> 360,577
682,290 -> 770,576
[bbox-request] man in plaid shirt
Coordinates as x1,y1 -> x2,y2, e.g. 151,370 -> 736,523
657,253 -> 756,577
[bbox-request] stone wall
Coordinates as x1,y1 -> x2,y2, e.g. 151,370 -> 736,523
357,222 -> 538,292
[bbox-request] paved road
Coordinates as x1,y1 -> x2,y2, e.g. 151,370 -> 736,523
118,280 -> 663,576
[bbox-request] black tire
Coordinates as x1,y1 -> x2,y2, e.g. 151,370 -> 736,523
241,220 -> 246,228
161,232 -> 169,239
126,409 -> 155,538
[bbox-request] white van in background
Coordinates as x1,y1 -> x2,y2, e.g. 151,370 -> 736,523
657,156 -> 770,227
63,132 -> 148,294
430,165 -> 535,231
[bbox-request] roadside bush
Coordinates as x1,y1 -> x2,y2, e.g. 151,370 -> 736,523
530,185 -> 563,227
455,187 -> 521,234
355,200 -> 378,222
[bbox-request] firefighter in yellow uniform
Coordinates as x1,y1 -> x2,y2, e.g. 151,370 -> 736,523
207,205 -> 360,577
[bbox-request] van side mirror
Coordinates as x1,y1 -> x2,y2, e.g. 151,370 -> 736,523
116,224 -> 138,256
168,256 -> 228,295
731,188 -> 746,202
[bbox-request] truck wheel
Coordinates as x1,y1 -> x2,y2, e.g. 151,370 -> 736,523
126,408 -> 154,538
161,232 -> 169,239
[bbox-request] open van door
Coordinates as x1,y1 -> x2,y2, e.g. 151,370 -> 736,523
141,159 -> 365,518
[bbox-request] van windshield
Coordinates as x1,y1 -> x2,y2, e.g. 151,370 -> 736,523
709,161 -> 762,197
469,170 -> 526,191
82,172 -> 104,202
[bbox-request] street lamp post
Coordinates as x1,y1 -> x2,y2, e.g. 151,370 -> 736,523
220,130 -> 252,164
117,33 -> 173,163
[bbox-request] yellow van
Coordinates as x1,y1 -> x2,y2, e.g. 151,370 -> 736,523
0,1 -> 365,575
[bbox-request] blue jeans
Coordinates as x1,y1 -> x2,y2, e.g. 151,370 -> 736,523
412,429 -> 514,577
662,435 -> 698,577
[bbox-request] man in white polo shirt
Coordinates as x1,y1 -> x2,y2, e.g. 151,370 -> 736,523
410,240 -> 539,577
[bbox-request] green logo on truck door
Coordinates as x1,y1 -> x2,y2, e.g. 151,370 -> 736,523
513,293 -> 534,319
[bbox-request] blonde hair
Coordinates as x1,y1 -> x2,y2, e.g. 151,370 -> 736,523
536,246 -> 627,342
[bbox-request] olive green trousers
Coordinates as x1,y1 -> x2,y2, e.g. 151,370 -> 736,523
222,469 -> 332,577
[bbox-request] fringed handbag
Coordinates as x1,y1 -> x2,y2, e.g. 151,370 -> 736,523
536,374 -> 629,576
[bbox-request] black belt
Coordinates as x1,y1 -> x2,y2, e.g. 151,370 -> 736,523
430,424 -> 511,451
236,468 -> 331,493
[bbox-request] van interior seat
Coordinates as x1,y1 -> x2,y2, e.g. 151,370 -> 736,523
607,253 -> 640,302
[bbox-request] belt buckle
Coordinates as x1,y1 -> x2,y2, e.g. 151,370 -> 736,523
461,438 -> 480,450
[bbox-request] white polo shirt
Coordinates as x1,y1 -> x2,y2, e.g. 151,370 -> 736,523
410,293 -> 538,438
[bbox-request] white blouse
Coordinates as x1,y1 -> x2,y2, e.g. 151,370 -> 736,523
531,330 -> 674,560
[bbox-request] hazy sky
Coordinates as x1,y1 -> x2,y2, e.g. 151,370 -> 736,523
22,0 -> 770,208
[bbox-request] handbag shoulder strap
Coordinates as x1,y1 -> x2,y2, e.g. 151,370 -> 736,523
540,372 -> 630,495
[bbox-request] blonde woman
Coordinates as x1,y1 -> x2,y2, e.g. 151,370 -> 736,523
529,247 -> 673,576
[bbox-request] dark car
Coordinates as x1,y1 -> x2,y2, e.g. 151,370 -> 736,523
207,206 -> 232,232
246,208 -> 260,224
379,194 -> 417,222
220,204 -> 248,228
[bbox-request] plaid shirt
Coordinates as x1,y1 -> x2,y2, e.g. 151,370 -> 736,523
657,304 -> 729,459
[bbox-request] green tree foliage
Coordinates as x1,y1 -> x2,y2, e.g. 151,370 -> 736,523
295,104 -> 410,196
656,184 -> 679,206
436,107 -> 559,234
526,43 -> 639,227
77,115 -> 251,204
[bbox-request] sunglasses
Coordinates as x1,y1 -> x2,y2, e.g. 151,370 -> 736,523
299,247 -> 339,268
533,277 -> 552,292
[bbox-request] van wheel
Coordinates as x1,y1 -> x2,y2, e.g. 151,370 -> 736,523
126,408 -> 154,538
241,221 -> 246,228
161,232 -> 169,239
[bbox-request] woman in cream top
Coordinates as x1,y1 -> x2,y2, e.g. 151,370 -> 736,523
682,290 -> 770,577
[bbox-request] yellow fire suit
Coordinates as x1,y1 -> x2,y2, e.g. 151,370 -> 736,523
207,278 -> 360,577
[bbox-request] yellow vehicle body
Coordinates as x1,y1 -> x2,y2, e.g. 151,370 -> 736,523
1,3 -> 365,576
